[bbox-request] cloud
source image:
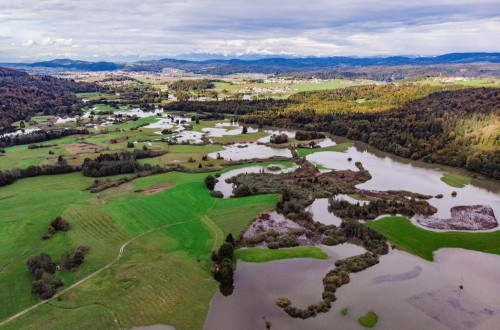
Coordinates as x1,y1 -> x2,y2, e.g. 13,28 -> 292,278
0,0 -> 498,61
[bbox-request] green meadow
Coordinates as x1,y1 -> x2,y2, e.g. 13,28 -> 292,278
0,166 -> 279,329
365,217 -> 500,261
297,143 -> 352,157
234,246 -> 328,263
440,173 -> 471,188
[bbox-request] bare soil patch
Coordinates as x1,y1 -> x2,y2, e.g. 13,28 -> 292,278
143,183 -> 174,196
65,143 -> 104,155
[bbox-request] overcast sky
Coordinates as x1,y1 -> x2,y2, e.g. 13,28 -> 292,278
1,0 -> 499,62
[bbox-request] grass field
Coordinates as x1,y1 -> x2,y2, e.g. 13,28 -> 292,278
234,247 -> 328,263
0,165 -> 280,329
440,173 -> 471,188
0,137 -> 76,170
365,217 -> 500,261
211,78 -> 377,99
297,143 -> 352,157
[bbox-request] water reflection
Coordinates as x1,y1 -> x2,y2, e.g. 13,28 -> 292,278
205,246 -> 500,330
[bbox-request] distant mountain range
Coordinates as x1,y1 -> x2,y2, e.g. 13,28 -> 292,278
2,52 -> 499,75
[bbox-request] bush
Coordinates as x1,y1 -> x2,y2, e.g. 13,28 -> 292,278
214,258 -> 233,284
322,236 -> 339,246
233,184 -> 251,197
218,242 -> 234,260
27,253 -> 62,299
210,190 -> 223,198
276,297 -> 291,308
225,233 -> 235,245
279,237 -> 299,248
267,242 -> 280,249
322,291 -> 336,302
127,142 -> 134,148
270,133 -> 288,144
42,217 -> 69,240
205,175 -> 216,190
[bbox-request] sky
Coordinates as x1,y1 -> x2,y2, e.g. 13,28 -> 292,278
0,0 -> 499,62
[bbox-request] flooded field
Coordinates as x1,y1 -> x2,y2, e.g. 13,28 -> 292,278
204,128 -> 500,330
205,246 -> 500,330
213,131 -> 499,232
208,143 -> 293,161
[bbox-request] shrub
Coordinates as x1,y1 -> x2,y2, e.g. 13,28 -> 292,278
205,175 -> 216,190
210,190 -> 223,198
161,129 -> 173,135
27,253 -> 62,299
324,275 -> 343,287
234,184 -> 251,197
322,236 -> 338,246
225,233 -> 235,245
267,242 -> 280,249
218,242 -> 234,260
270,133 -> 288,144
214,258 -> 233,284
127,142 -> 134,148
322,291 -> 336,302
278,237 -> 299,248
42,217 -> 69,239
276,297 -> 291,308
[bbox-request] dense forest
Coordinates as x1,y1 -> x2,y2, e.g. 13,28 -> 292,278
0,67 -> 94,130
169,79 -> 214,91
166,86 -> 499,178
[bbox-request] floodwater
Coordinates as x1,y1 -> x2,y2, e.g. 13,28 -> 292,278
205,246 -> 500,330
214,132 -> 499,230
306,198 -> 343,226
203,126 -> 258,137
306,195 -> 369,226
305,140 -> 500,230
208,143 -> 293,161
205,130 -> 500,329
0,128 -> 40,138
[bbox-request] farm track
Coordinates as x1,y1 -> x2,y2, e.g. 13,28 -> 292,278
0,220 -> 192,327
201,215 -> 223,250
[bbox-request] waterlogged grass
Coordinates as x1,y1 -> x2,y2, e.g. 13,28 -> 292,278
297,143 -> 352,157
211,131 -> 270,143
440,173 -> 471,188
365,217 -> 500,261
234,247 -> 328,263
0,166 -> 279,329
358,312 -> 378,328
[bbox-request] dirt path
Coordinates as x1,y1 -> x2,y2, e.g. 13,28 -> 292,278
200,215 -> 224,250
0,220 -> 192,327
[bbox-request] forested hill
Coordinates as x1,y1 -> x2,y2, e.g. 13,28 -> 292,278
164,86 -> 500,178
0,67 -> 95,130
3,53 -> 500,78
